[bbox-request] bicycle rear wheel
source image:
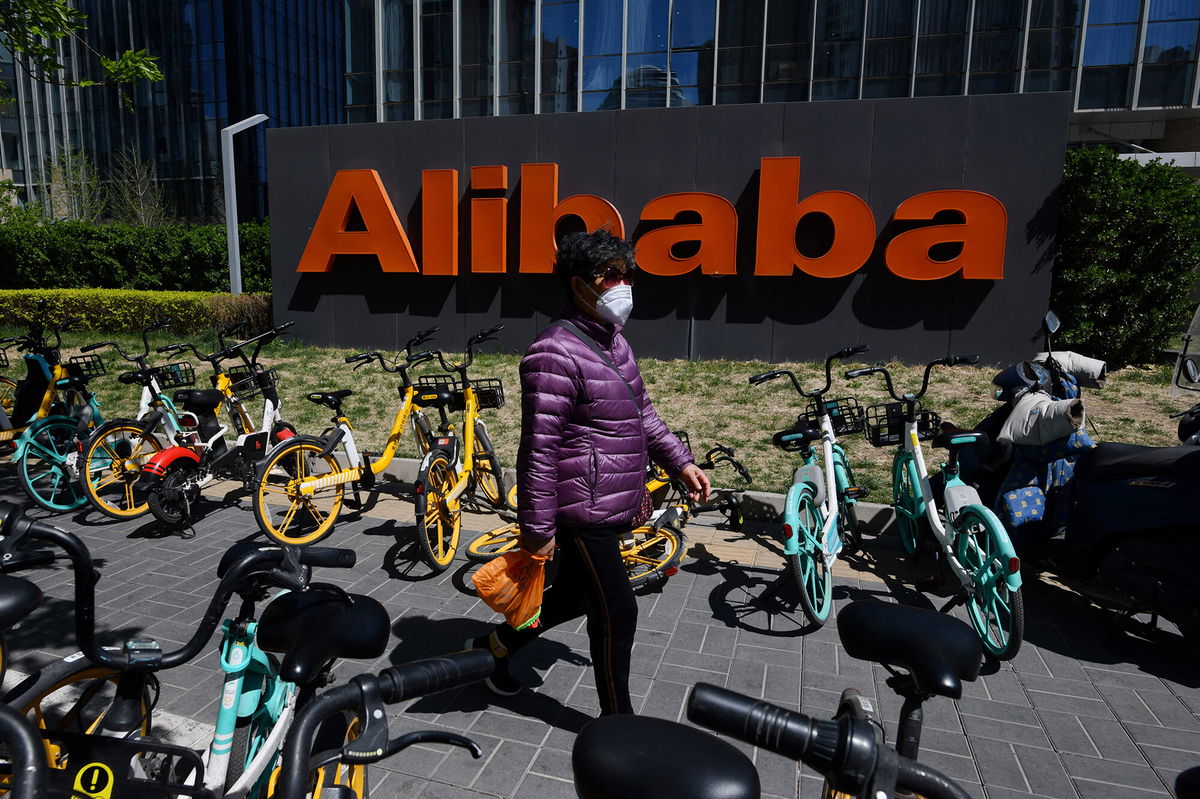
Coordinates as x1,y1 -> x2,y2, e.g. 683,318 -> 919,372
18,417 -> 87,513
471,421 -> 507,509
786,486 -> 832,626
255,437 -> 345,546
892,450 -> 924,556
416,452 -> 462,571
80,419 -> 164,519
466,523 -> 521,562
955,506 -> 1025,660
624,524 -> 685,589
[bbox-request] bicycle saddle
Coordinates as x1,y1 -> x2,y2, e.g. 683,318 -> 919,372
174,389 -> 225,408
837,601 -> 981,699
772,419 -> 820,450
118,368 -> 154,386
412,387 -> 457,408
257,590 -> 390,685
573,715 -> 760,799
931,425 -> 989,450
306,390 -> 353,409
0,574 -> 42,631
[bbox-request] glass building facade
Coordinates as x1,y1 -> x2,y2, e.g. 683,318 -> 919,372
343,0 -> 1200,123
8,0 -> 344,219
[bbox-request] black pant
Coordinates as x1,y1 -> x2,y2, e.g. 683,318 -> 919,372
494,524 -> 637,715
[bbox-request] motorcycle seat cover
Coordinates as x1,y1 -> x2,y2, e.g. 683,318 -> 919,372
1076,442 -> 1200,482
0,574 -> 42,631
573,715 -> 760,799
837,601 -> 981,699
173,389 -> 224,407
256,590 -> 389,685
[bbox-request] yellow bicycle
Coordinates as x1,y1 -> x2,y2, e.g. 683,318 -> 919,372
252,328 -> 444,546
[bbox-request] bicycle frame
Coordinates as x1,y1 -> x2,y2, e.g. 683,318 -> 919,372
785,412 -> 845,563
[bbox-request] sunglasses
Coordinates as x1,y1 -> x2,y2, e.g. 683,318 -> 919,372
594,266 -> 636,289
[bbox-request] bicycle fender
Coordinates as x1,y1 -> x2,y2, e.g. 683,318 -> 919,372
256,434 -> 327,481
963,503 -> 1023,591
781,482 -> 811,557
318,427 -> 345,458
138,446 -> 201,486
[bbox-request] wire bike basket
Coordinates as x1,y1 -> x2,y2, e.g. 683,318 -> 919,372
417,375 -> 506,410
863,402 -> 941,448
66,354 -> 108,380
226,364 -> 281,400
802,396 -> 865,436
150,362 -> 197,389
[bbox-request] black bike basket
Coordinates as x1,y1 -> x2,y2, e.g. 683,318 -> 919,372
417,374 -> 459,390
151,361 -> 196,389
802,396 -> 864,436
471,378 -> 506,409
226,364 -> 280,399
67,353 -> 108,379
864,402 -> 941,448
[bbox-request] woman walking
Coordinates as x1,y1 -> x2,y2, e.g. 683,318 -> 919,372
469,229 -> 709,715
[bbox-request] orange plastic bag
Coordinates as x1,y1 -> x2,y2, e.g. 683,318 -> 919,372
472,550 -> 549,631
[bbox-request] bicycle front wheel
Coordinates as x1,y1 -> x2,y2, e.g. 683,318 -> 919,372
471,421 -> 507,509
466,523 -> 521,562
786,487 -> 832,626
955,506 -> 1025,660
18,418 -> 87,513
255,438 -> 345,546
80,419 -> 164,519
416,452 -> 462,571
624,524 -> 685,588
892,450 -> 924,556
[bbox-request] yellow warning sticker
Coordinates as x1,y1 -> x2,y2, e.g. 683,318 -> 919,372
73,762 -> 114,799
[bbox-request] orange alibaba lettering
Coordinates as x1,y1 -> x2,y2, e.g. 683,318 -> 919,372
296,169 -> 419,273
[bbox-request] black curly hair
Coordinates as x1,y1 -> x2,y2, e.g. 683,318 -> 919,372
554,229 -> 637,296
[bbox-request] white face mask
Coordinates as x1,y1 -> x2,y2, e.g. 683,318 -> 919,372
586,282 -> 634,326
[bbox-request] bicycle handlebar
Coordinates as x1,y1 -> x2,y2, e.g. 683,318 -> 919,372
437,326 -> 504,377
846,355 -> 979,403
750,345 -> 869,398
687,684 -> 971,799
0,502 -> 356,673
275,650 -> 493,798
0,705 -> 44,799
404,325 -> 440,356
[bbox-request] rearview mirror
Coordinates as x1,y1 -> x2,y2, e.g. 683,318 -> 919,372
1186,359 -> 1199,384
1043,311 -> 1061,335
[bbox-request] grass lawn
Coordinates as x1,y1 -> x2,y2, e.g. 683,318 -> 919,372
9,327 -> 1194,495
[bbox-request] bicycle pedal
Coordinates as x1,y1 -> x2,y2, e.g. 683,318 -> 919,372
844,486 -> 869,500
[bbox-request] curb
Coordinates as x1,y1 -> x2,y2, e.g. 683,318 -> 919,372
379,457 -> 898,535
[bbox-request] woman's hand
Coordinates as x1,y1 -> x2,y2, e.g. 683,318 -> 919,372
525,535 -> 556,557
680,463 -> 711,504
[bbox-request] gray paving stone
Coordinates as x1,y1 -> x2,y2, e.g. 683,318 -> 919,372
1012,742 -> 1078,799
1060,753 -> 1167,791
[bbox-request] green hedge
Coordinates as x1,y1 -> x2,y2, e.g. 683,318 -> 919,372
1052,147 -> 1200,367
0,220 -> 271,293
0,289 -> 272,335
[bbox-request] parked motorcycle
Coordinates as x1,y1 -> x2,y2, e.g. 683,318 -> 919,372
973,313 -> 1200,645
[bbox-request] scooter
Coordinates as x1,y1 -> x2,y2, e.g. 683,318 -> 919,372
985,314 -> 1200,645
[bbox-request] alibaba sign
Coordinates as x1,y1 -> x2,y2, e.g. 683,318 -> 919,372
297,157 -> 1006,281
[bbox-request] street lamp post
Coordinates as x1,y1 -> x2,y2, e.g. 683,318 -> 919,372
221,114 -> 269,295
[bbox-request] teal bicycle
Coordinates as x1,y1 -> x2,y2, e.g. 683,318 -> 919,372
749,345 -> 870,626
848,356 -> 1025,659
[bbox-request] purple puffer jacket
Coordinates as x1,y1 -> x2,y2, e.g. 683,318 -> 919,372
517,305 -> 693,547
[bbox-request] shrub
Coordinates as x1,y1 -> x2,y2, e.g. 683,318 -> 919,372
0,289 -> 272,335
1052,147 -> 1200,367
0,220 -> 271,293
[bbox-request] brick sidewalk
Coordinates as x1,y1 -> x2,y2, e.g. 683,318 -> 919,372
2,472 -> 1196,798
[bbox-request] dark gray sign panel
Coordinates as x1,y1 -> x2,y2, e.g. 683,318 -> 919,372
268,93 -> 1071,363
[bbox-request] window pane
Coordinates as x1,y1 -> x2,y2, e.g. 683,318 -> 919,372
1088,0 -> 1142,25
628,0 -> 669,52
919,0 -> 968,34
423,66 -> 452,100
1083,24 -> 1138,65
1150,0 -> 1200,21
422,9 -> 452,68
766,43 -> 810,81
672,0 -> 715,49
764,82 -> 808,101
969,71 -> 1017,93
461,0 -> 493,65
1024,68 -> 1075,91
383,0 -> 412,71
863,76 -> 910,96
1078,65 -> 1133,107
716,84 -> 759,103
501,62 -> 535,95
719,1 -> 764,47
816,0 -> 864,39
671,50 -> 701,85
460,64 -> 493,97
542,2 -> 579,49
1031,0 -> 1082,28
346,72 -> 374,104
974,0 -> 1023,30
1143,20 -> 1199,61
1138,62 -> 1193,104
502,0 -> 536,60
423,99 -> 453,118
584,0 -> 622,55
345,0 -> 374,73
384,70 -> 414,101
460,97 -> 492,116
1026,27 -> 1079,68
718,46 -> 762,84
814,40 -> 861,79
542,54 -> 578,94
914,72 -> 962,95
500,95 -> 534,113
583,54 -> 622,90
916,35 -> 965,73
865,38 -> 911,77
767,0 -> 814,45
627,85 -> 668,107
868,0 -> 915,37
384,102 -> 414,120
541,91 -> 578,112
972,31 -> 1020,71
812,78 -> 858,99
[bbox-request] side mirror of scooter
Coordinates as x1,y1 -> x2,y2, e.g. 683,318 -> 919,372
1185,358 -> 1199,384
1043,310 -> 1061,336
